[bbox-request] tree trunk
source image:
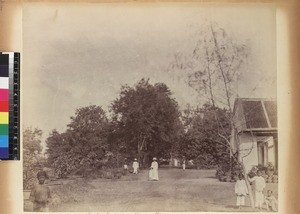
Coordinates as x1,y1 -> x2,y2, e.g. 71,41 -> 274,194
236,128 -> 255,208
170,152 -> 173,166
143,152 -> 150,168
241,161 -> 255,208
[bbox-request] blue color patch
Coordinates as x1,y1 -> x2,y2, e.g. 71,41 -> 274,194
0,147 -> 8,158
0,135 -> 8,147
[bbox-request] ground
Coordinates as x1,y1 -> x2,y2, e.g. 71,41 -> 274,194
24,168 -> 278,212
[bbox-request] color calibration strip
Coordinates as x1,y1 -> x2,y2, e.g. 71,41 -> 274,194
0,52 -> 20,160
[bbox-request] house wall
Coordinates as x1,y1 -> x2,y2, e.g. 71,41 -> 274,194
258,136 -> 276,167
238,133 -> 258,173
238,134 -> 277,172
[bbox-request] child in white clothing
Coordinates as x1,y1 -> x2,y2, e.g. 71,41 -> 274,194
235,173 -> 248,209
265,190 -> 278,211
248,170 -> 266,210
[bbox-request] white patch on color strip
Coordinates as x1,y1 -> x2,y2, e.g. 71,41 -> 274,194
0,77 -> 9,89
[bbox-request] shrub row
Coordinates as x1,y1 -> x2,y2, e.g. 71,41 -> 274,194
77,168 -> 126,179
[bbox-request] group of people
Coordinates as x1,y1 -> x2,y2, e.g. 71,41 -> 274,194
124,157 -> 159,181
235,170 -> 278,211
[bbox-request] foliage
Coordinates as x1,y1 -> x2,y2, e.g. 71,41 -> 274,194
46,105 -> 111,178
110,78 -> 183,167
45,80 -> 184,176
179,104 -> 230,169
216,154 -> 243,182
23,127 -> 44,189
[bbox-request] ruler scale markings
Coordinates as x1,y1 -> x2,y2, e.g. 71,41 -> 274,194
0,52 -> 20,160
0,53 -> 9,158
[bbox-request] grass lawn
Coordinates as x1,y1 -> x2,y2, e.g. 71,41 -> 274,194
24,168 -> 278,212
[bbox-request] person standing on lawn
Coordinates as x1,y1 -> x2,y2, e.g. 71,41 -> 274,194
123,160 -> 128,174
149,157 -> 159,181
182,160 -> 186,171
132,158 -> 139,174
235,173 -> 248,210
248,170 -> 266,210
29,171 -> 52,212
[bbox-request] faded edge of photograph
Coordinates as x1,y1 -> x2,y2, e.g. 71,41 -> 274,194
22,3 -> 277,212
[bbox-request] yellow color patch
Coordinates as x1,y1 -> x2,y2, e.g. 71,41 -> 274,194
0,112 -> 8,124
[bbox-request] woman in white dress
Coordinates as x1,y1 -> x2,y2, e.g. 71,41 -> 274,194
132,158 -> 139,174
149,157 -> 159,181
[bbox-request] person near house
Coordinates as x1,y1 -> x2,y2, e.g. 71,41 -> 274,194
182,160 -> 186,171
248,170 -> 266,210
265,190 -> 278,211
132,158 -> 139,174
29,171 -> 51,212
235,173 -> 248,210
149,157 -> 159,181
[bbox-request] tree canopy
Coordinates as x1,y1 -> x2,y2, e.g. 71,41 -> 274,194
179,104 -> 230,168
111,78 -> 183,166
46,105 -> 110,177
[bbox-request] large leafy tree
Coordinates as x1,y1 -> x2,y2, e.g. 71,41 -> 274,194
46,105 -> 110,177
111,79 -> 183,167
180,104 -> 230,168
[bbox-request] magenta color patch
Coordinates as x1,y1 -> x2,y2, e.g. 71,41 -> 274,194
0,89 -> 8,101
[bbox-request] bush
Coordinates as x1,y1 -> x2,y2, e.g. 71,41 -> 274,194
23,166 -> 42,189
73,165 -> 125,180
216,157 -> 242,182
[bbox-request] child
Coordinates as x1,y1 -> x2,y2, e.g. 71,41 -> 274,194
123,162 -> 128,171
235,173 -> 248,209
29,171 -> 51,212
249,170 -> 266,210
123,162 -> 128,175
265,190 -> 278,211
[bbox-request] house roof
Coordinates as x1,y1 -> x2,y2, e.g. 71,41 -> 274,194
233,98 -> 277,132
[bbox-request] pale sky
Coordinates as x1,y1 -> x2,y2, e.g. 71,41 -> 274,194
23,3 -> 276,143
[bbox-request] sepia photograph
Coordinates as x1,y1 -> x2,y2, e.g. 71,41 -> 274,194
22,3 -> 277,212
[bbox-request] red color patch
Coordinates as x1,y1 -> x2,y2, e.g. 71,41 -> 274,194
0,100 -> 8,112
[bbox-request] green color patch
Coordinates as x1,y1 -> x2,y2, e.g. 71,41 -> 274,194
0,124 -> 8,135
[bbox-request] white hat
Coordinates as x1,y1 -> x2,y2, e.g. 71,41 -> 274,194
134,158 -> 137,161
153,157 -> 157,160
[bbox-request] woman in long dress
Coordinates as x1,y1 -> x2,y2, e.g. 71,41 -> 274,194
132,158 -> 139,174
149,157 -> 159,181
